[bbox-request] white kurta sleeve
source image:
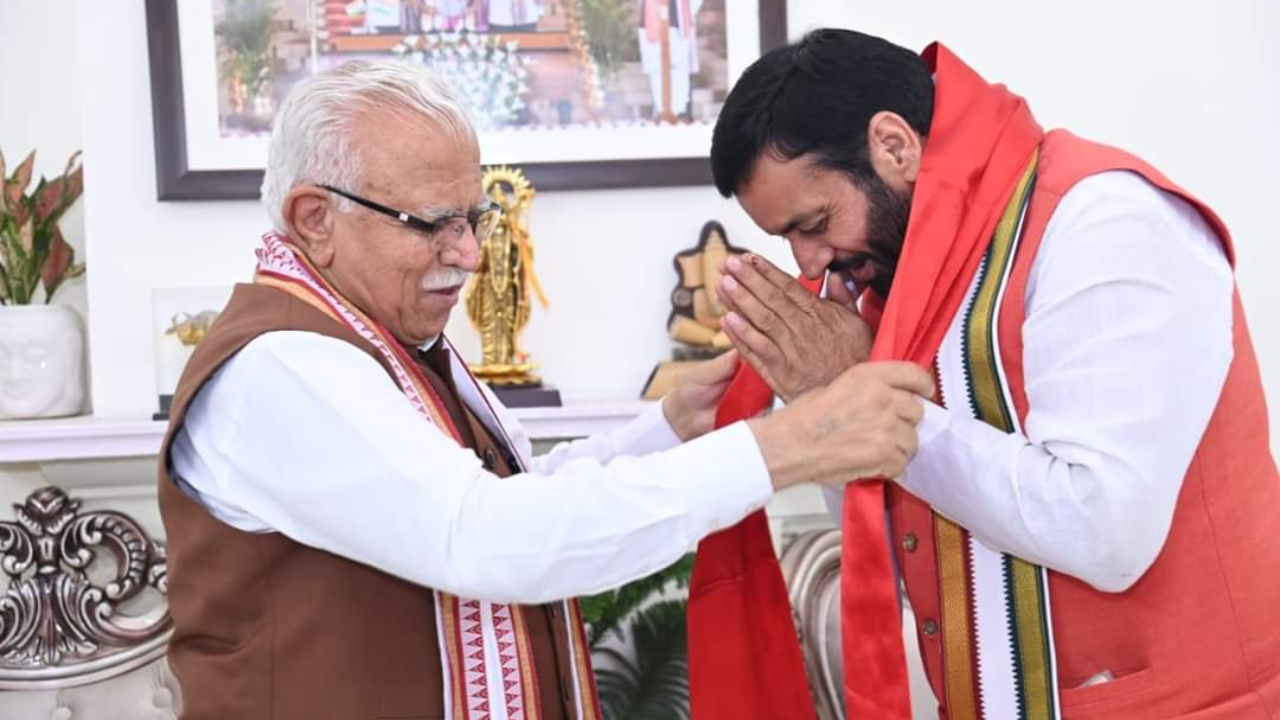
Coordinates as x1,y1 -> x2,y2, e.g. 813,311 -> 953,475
528,402 -> 684,474
170,330 -> 772,604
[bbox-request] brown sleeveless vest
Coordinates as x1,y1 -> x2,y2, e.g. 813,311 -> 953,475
157,283 -> 583,720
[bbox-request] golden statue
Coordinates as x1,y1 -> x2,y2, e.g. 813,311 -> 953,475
465,166 -> 549,387
641,220 -> 748,399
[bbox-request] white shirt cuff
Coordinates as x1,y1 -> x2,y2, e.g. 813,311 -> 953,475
899,400 -> 952,496
609,400 -> 685,456
918,400 -> 949,447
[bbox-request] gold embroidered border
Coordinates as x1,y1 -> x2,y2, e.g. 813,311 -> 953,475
1011,558 -> 1054,720
957,151 -> 1057,720
964,156 -> 1037,432
936,515 -> 979,720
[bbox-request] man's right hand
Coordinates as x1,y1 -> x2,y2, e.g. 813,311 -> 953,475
747,361 -> 934,491
718,255 -> 875,403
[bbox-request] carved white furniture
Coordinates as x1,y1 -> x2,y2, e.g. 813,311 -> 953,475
0,486 -> 181,719
779,528 -> 940,720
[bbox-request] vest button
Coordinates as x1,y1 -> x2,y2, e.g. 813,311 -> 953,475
903,532 -> 919,553
483,447 -> 498,470
921,619 -> 939,637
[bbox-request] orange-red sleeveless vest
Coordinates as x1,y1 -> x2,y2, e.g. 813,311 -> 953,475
888,130 -> 1280,719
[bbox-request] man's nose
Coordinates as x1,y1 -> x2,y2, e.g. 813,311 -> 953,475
446,228 -> 481,272
790,237 -> 833,281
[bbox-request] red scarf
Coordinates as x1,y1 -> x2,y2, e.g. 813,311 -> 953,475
687,43 -> 1044,719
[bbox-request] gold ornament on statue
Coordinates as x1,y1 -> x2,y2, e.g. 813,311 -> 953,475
466,167 -> 558,403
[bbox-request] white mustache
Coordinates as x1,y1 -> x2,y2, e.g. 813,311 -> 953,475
421,268 -> 472,292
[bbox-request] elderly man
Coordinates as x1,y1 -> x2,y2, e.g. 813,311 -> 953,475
157,60 -> 932,720
696,28 -> 1280,720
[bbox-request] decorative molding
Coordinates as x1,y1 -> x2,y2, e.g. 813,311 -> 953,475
0,417 -> 165,464
505,402 -> 654,440
779,529 -> 845,720
0,403 -> 654,464
0,486 -> 171,690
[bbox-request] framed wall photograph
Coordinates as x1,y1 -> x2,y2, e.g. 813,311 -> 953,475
145,0 -> 789,199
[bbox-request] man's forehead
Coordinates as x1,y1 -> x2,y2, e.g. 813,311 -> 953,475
354,114 -> 477,167
741,156 -> 829,230
361,154 -> 480,202
362,163 -> 477,194
744,153 -> 829,198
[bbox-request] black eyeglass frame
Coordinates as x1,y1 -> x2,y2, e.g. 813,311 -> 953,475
321,184 -> 501,240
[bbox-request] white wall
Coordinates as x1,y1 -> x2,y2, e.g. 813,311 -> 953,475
2,1 -> 1275,451
0,0 -> 87,316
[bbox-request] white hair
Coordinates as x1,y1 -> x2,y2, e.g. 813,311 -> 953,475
260,60 -> 477,231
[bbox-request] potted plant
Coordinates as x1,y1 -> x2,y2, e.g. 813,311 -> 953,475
0,149 -> 87,420
583,555 -> 695,720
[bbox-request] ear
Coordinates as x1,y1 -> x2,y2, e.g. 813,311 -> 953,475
866,110 -> 924,193
282,185 -> 339,268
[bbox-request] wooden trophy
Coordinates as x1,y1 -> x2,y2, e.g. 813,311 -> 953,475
641,220 -> 747,400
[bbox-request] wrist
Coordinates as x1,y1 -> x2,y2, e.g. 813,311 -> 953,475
662,394 -> 694,442
747,415 -> 805,491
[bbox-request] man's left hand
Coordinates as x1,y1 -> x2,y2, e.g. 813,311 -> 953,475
662,349 -> 741,441
718,254 -> 873,403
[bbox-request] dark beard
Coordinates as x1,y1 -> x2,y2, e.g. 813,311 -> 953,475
828,174 -> 911,299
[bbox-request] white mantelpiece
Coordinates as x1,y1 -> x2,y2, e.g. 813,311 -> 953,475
0,403 -> 656,464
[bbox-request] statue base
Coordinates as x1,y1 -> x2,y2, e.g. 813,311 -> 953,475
471,362 -> 539,386
153,394 -> 173,421
470,363 -> 561,407
492,383 -> 563,408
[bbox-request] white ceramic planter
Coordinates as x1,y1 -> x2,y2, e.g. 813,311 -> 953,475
0,305 -> 87,420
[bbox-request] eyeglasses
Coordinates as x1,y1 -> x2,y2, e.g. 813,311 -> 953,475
321,185 -> 502,244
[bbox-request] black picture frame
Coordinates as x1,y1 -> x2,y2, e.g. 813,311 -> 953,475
144,0 -> 789,200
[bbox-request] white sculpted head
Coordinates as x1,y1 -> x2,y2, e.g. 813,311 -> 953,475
0,308 -> 85,419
